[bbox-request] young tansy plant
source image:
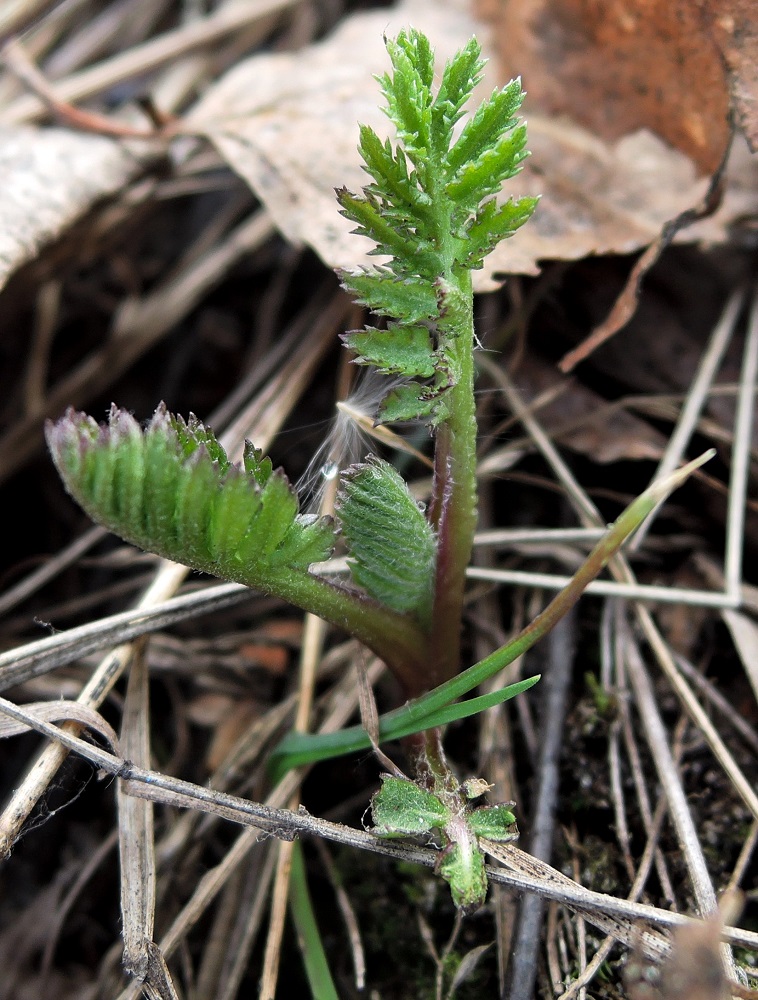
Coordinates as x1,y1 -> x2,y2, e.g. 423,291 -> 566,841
47,28 -> 535,912
47,29 -> 707,913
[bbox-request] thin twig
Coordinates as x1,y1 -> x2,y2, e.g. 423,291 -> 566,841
2,696 -> 758,958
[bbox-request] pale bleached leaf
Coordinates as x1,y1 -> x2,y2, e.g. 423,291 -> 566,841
0,127 -> 151,292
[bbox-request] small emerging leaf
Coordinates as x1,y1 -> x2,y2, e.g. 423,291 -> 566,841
469,803 -> 518,841
463,195 -> 539,269
378,380 -> 451,426
371,775 -> 450,836
337,456 -> 436,624
438,841 -> 488,912
339,268 -> 438,325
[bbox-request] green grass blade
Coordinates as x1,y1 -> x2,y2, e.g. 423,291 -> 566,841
268,675 -> 540,781
391,450 -> 716,720
289,841 -> 339,1000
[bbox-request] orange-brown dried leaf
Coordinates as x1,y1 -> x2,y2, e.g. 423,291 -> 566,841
478,0 -> 731,174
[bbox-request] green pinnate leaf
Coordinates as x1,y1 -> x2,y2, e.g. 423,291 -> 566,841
272,514 -> 337,570
357,128 -> 432,222
337,29 -> 536,416
430,38 -> 484,155
208,464 -> 261,560
444,78 -> 526,177
172,410 -> 230,470
339,269 -> 437,325
243,441 -> 273,486
468,803 -> 518,841
46,404 -> 336,584
105,407 -> 146,533
446,123 -> 529,206
243,469 -> 299,562
463,195 -> 539,270
379,31 -> 434,160
371,775 -> 450,836
337,456 -> 436,623
343,325 -> 437,379
336,187 -> 434,274
175,444 -> 218,564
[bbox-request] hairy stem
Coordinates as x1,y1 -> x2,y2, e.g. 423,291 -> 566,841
268,570 -> 427,688
425,274 -> 478,691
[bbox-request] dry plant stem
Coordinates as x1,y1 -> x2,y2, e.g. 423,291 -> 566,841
19,699 -> 758,954
488,360 -> 752,901
724,820 -> 758,896
8,692 -> 758,959
25,279 -> 60,415
476,333 -> 756,611
115,662 -> 385,1000
608,727 -> 635,880
486,358 -> 756,985
629,288 -> 744,552
618,686 -> 677,904
262,359 -> 348,996
721,607 -> 758,707
260,608 -> 331,999
0,0 -> 59,39
118,645 -> 160,985
0,580 -> 252,691
675,653 -> 758,754
725,290 -> 758,598
466,565 -> 741,608
557,143 -> 732,374
474,487 -> 520,991
195,865 -> 250,996
621,626 -> 736,981
314,839 -> 366,991
211,848 -> 279,1000
41,0 -> 171,79
1,0 -> 300,124
7,684 -> 758,990
556,764 -> 678,998
0,560 -> 188,858
636,599 -> 758,820
0,210 -> 275,484
505,608 -> 577,1000
40,828 -> 118,980
260,842 -> 294,1000
0,523 -> 105,617
121,668 -> 195,997
2,36 -> 159,137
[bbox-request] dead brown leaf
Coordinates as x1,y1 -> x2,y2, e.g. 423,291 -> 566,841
188,0 -> 758,288
478,0 -> 732,175
511,352 -> 666,462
